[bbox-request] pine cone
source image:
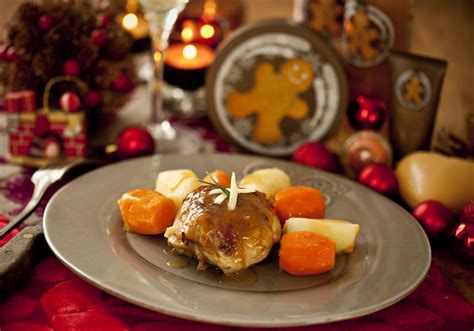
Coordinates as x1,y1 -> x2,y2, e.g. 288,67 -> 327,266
32,48 -> 57,81
94,59 -> 121,88
11,24 -> 41,60
15,2 -> 42,26
44,23 -> 75,53
104,26 -> 133,59
77,37 -> 99,71
9,61 -> 35,91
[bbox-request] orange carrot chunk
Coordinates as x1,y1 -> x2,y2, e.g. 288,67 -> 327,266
117,189 -> 177,235
274,186 -> 325,225
279,231 -> 336,276
203,170 -> 231,188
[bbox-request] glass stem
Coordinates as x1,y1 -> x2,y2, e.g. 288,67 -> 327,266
148,18 -> 175,139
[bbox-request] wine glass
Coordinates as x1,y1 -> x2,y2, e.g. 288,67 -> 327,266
140,0 -> 202,153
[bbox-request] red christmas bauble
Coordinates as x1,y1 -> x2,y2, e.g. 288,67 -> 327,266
116,126 -> 155,159
84,90 -> 102,108
60,92 -> 81,112
97,13 -> 113,28
460,200 -> 474,224
292,142 -> 340,173
63,59 -> 80,76
112,73 -> 134,93
38,14 -> 55,32
412,200 -> 456,241
358,164 -> 398,196
91,29 -> 107,47
5,46 -> 18,62
451,222 -> 474,261
347,95 -> 386,131
0,44 -> 8,60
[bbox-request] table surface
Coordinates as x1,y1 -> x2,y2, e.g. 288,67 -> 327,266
0,1 -> 473,329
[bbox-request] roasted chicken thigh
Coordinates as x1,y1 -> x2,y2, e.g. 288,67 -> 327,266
165,186 -> 281,274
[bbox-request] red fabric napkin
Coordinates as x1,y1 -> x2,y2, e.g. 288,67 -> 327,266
0,255 -> 473,331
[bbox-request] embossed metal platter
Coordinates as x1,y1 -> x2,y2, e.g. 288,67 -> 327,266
44,154 -> 431,327
206,19 -> 348,156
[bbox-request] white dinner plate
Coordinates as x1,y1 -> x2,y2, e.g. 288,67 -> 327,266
44,153 -> 431,327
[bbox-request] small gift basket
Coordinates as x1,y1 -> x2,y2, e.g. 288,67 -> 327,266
3,76 -> 88,167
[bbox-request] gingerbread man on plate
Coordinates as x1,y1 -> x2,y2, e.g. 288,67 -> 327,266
226,59 -> 314,145
402,74 -> 425,105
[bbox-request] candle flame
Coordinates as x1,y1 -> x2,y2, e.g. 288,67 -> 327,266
153,50 -> 162,63
200,24 -> 215,39
183,44 -> 198,60
122,13 -> 138,30
181,20 -> 196,42
181,27 -> 194,42
203,0 -> 217,20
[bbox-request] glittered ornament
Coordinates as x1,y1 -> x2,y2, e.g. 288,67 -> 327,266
460,200 -> 474,224
91,29 -> 107,47
347,95 -> 386,131
292,142 -> 340,173
63,59 -> 80,76
112,73 -> 134,93
84,90 -> 102,108
451,222 -> 474,261
358,164 -> 398,196
37,14 -> 55,32
341,130 -> 392,177
60,92 -> 81,112
412,200 -> 456,241
116,126 -> 155,159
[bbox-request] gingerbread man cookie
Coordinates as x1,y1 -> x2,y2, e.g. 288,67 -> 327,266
402,74 -> 424,105
226,59 -> 314,145
346,10 -> 380,61
309,0 -> 343,36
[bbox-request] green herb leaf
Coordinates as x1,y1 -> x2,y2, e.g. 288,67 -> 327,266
200,178 -> 230,197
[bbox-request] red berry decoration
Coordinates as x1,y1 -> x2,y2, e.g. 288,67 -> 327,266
63,59 -> 80,76
5,46 -> 18,62
116,126 -> 155,159
97,13 -> 113,28
91,29 -> 107,47
37,14 -> 55,32
412,200 -> 456,241
0,44 -> 8,61
112,73 -> 134,93
347,95 -> 386,131
60,92 -> 81,112
460,200 -> 474,224
451,222 -> 474,261
292,142 -> 340,173
358,164 -> 398,196
84,90 -> 102,108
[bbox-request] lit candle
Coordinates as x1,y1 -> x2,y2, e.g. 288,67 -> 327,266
163,43 -> 215,90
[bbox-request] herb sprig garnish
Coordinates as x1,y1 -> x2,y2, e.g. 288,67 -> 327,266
199,172 -> 230,197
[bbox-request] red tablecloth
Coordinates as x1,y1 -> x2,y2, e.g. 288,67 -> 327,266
1,119 -> 473,330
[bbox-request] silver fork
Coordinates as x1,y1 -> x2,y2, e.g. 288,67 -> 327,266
0,160 -> 100,238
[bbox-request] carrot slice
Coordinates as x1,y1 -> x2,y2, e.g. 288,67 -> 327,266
279,231 -> 336,276
274,186 -> 325,225
117,189 -> 177,235
203,170 -> 231,188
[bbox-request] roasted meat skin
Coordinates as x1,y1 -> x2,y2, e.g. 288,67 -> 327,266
165,186 -> 281,274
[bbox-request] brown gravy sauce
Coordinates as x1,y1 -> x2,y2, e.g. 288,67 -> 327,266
166,256 -> 190,268
217,269 -> 258,287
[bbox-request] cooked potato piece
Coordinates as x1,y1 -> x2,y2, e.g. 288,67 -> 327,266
283,218 -> 360,254
239,168 -> 291,197
155,169 -> 201,208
